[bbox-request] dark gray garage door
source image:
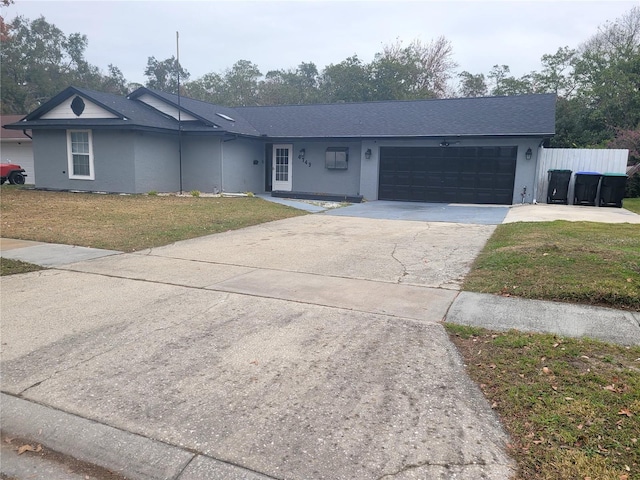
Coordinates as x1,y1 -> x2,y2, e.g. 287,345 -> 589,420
379,146 -> 517,205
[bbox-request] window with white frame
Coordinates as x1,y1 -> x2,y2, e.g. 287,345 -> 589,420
67,130 -> 94,179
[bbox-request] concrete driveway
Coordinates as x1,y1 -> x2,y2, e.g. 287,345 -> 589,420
1,214 -> 512,479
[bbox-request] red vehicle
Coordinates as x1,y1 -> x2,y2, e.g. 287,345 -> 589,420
0,163 -> 27,185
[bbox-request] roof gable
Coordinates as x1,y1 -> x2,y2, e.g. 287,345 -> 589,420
40,94 -> 120,120
129,88 -> 261,137
25,87 -> 126,121
5,86 -> 195,133
130,90 -> 201,122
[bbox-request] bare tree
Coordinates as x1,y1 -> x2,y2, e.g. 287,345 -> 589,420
372,36 -> 457,99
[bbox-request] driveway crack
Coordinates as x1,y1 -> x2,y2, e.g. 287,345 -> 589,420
376,459 -> 492,479
17,342 -> 124,396
390,243 -> 408,284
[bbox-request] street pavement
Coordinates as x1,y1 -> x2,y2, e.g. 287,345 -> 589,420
1,200 -> 639,479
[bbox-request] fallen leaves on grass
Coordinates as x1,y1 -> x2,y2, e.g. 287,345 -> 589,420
445,324 -> 640,480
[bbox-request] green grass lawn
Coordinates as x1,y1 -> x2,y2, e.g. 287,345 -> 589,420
0,187 -> 306,252
446,324 -> 640,480
624,197 -> 640,214
464,221 -> 640,310
457,215 -> 640,478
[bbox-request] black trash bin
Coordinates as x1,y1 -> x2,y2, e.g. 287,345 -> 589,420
547,169 -> 572,204
574,171 -> 601,206
599,172 -> 627,208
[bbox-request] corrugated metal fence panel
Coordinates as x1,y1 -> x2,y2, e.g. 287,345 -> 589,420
536,148 -> 629,204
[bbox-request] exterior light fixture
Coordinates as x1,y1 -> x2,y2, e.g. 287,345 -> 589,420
365,148 -> 372,159
525,148 -> 533,160
298,149 -> 305,160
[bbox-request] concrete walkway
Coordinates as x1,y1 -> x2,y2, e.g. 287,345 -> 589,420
1,238 -> 119,267
1,200 -> 639,479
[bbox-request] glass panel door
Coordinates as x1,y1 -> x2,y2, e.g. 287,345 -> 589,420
272,144 -> 292,191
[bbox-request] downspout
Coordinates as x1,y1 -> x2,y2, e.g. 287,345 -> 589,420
220,140 -> 224,193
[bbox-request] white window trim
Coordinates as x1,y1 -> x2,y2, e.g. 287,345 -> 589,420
66,129 -> 95,180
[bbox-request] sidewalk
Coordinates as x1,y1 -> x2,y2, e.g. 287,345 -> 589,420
2,232 -> 637,348
0,238 -> 119,267
446,292 -> 640,346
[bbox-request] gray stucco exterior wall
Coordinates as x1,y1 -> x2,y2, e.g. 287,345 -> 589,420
181,136 -> 222,193
32,130 -> 136,193
132,132 -> 179,193
94,131 -> 136,193
30,129 -> 543,203
32,130 -> 67,190
222,138 -> 265,194
284,140 -> 362,196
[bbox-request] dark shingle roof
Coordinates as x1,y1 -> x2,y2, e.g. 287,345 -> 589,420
129,88 -> 262,136
9,87 -> 182,133
5,86 -> 556,139
236,94 -> 556,138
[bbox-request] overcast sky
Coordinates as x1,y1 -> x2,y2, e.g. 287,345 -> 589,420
3,0 -> 637,87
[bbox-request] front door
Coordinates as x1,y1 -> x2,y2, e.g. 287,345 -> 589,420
272,144 -> 293,191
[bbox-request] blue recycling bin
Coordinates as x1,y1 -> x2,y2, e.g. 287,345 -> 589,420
574,171 -> 601,206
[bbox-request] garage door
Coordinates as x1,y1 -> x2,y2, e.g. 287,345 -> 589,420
379,146 -> 517,204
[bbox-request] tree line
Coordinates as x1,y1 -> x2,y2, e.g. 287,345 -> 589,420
1,7 -> 638,162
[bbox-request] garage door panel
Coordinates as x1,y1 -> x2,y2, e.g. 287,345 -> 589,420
495,176 -> 516,189
459,173 -> 477,188
458,189 -> 477,204
379,146 -> 517,205
459,158 -> 477,172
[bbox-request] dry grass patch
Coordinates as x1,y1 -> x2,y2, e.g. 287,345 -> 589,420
0,258 -> 43,276
446,324 -> 640,480
0,187 -> 306,252
464,221 -> 640,310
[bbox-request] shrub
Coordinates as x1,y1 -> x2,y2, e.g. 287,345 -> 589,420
190,190 -> 201,197
625,172 -> 640,198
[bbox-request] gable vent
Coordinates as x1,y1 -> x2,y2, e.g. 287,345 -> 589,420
71,96 -> 86,116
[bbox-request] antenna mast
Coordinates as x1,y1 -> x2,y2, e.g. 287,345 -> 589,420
177,31 -> 183,195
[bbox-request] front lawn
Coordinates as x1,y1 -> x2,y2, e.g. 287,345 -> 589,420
464,221 -> 640,310
446,324 -> 640,480
624,197 -> 640,214
0,187 -> 306,252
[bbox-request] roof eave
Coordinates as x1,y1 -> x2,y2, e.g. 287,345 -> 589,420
0,137 -> 32,142
260,132 -> 556,140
